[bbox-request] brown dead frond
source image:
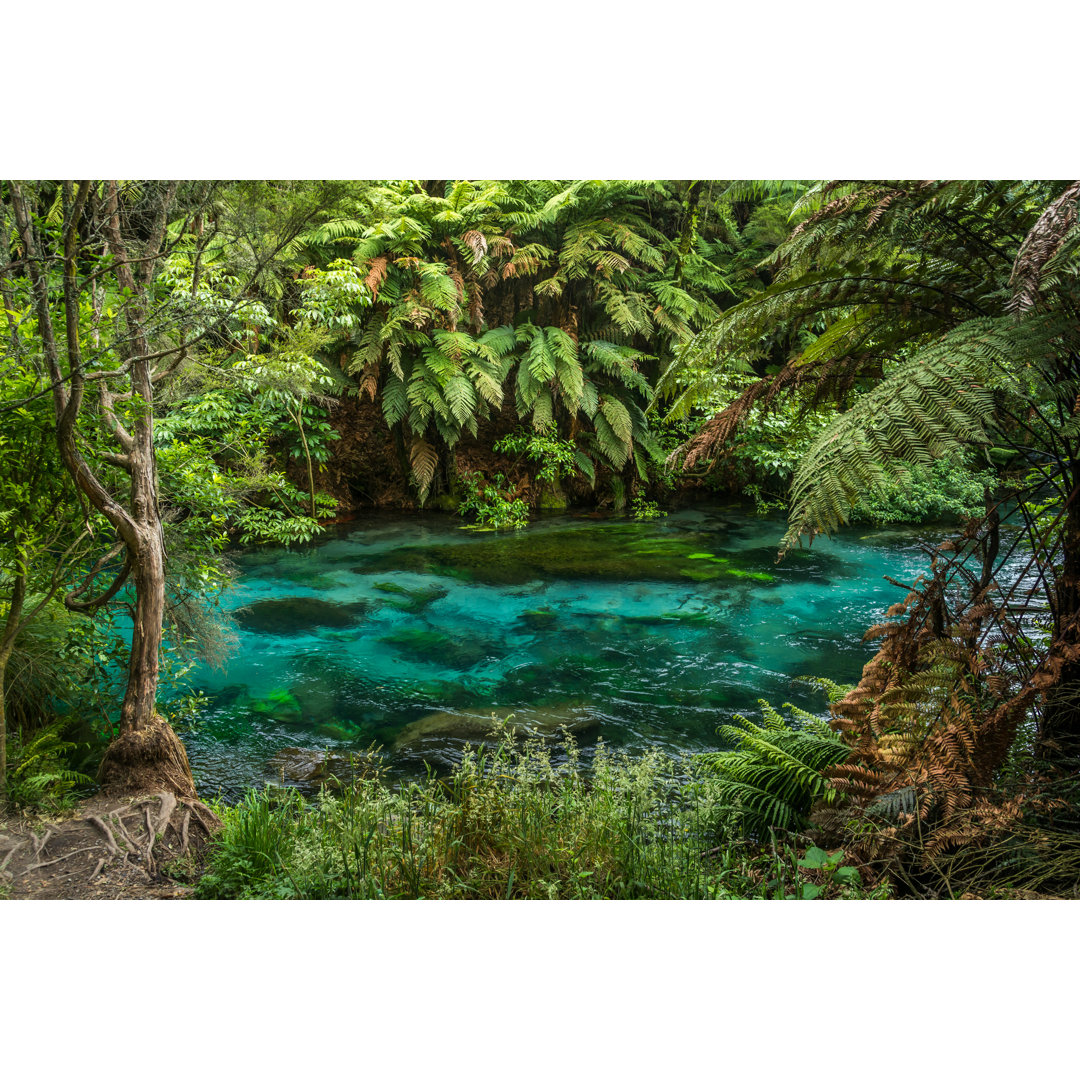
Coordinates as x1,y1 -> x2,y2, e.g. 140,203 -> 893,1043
1009,180 -> 1080,313
816,565 -> 1038,879
461,230 -> 488,266
357,362 -> 379,401
364,256 -> 389,300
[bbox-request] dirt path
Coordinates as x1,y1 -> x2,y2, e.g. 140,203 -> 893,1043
0,791 -> 220,900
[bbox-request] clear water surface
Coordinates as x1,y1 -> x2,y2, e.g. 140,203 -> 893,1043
175,504 -> 946,799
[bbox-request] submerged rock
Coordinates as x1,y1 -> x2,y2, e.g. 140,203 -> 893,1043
379,627 -> 505,671
249,688 -> 305,725
352,524 -> 779,588
518,606 -> 558,630
370,581 -> 448,613
393,703 -> 600,750
235,597 -> 370,635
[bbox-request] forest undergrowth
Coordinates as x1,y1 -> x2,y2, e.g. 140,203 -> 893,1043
194,720 -> 885,901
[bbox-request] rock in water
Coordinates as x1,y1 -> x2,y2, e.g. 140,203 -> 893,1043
235,597 -> 369,635
393,703 -> 600,750
266,747 -> 353,784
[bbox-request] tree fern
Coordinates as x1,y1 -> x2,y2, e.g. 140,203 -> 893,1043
780,312 -> 1072,552
305,180 -> 771,499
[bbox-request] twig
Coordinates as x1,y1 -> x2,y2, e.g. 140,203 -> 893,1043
31,830 -> 53,859
883,575 -> 919,593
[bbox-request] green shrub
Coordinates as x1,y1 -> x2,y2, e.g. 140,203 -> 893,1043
630,492 -> 666,520
494,428 -> 579,487
457,472 -> 530,530
846,454 -> 997,525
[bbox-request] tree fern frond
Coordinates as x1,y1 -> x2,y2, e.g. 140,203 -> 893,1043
409,437 -> 439,502
700,700 -> 848,836
599,396 -> 633,448
591,410 -> 629,469
779,317 -> 1031,553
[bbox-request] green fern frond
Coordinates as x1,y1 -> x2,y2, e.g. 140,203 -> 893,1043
780,315 -> 1054,552
599,396 -> 633,448
699,700 -> 848,836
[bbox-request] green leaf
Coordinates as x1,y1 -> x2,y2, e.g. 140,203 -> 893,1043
797,846 -> 829,870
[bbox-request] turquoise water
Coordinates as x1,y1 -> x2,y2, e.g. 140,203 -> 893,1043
176,505 -> 941,798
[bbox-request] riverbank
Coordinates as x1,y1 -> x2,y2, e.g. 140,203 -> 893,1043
2,724 -> 886,901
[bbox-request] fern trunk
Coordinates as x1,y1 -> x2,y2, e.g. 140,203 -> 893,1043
1040,468 -> 1080,757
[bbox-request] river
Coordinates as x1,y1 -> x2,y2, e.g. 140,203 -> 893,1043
175,504 -> 944,798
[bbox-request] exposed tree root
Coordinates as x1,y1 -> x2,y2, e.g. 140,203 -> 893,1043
96,714 -> 196,800
1,840 -> 25,871
32,829 -> 52,859
2,790 -> 222,899
23,846 -> 100,873
88,816 -> 119,855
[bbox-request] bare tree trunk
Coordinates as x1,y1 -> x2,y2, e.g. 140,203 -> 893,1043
120,524 -> 166,732
286,403 -> 318,519
93,181 -> 195,796
0,655 -> 9,803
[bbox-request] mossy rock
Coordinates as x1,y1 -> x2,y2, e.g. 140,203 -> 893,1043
234,597 -> 370,635
727,569 -> 775,582
538,490 -> 569,510
289,681 -> 341,725
265,746 -> 354,784
371,581 -> 449,613
680,566 -> 725,582
249,688 -> 304,726
379,628 -> 503,671
314,720 -> 366,742
355,523 -> 777,587
433,493 -> 461,512
518,606 -> 558,630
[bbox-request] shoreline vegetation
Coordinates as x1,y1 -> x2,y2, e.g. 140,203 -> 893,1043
4,180 -> 1080,900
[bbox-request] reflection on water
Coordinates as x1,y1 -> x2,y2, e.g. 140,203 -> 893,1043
173,505 -> 941,799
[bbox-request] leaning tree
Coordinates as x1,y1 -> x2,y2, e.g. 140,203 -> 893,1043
4,180 -> 340,796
